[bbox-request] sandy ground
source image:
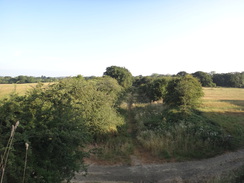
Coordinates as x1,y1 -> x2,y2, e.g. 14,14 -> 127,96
71,149 -> 244,183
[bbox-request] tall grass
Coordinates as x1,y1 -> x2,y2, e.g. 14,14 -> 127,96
22,143 -> 29,183
90,123 -> 134,164
137,126 -> 225,160
95,136 -> 134,164
0,121 -> 19,183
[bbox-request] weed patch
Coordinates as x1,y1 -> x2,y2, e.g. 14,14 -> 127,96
93,135 -> 134,164
134,106 -> 233,159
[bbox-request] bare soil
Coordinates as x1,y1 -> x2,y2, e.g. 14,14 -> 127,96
72,149 -> 244,183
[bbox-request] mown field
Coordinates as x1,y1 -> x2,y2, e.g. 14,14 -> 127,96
0,83 -> 50,99
201,87 -> 244,112
200,87 -> 244,147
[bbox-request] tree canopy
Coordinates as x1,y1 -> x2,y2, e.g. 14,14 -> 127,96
192,71 -> 215,87
132,76 -> 169,102
103,66 -> 133,88
164,75 -> 204,109
213,72 -> 244,88
176,71 -> 188,77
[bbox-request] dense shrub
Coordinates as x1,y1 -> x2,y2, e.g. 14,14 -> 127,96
103,66 -> 133,89
133,76 -> 171,103
192,71 -> 215,87
0,77 -> 124,183
164,75 -> 204,109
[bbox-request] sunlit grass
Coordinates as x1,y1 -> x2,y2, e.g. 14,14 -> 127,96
200,87 -> 244,147
200,87 -> 244,112
203,87 -> 244,100
0,83 -> 50,99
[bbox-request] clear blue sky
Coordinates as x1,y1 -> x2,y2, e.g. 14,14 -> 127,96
1,0 -> 243,77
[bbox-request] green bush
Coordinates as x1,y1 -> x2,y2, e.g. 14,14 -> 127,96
164,75 -> 204,109
0,77 -> 125,183
103,66 -> 133,89
0,87 -> 90,183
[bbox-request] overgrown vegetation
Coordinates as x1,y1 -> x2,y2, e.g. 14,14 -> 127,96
0,76 -> 125,183
0,66 -> 243,182
135,106 -> 231,159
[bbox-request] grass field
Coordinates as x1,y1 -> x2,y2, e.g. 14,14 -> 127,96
0,83 -> 50,99
201,87 -> 244,112
200,87 -> 244,147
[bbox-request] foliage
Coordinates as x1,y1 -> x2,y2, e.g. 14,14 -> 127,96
133,76 -> 170,102
0,75 -> 59,84
0,77 -> 125,183
148,78 -> 168,101
164,75 -> 204,109
1,71 -> 243,88
103,66 -> 133,88
134,105 -> 231,159
0,85 -> 90,183
0,121 -> 19,183
132,76 -> 153,103
213,72 -> 244,88
89,76 -> 124,107
132,104 -> 166,133
192,71 -> 215,87
132,86 -> 244,160
176,71 -> 188,77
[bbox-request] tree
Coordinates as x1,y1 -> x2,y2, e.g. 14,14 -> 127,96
164,75 -> 204,109
177,71 -> 188,77
192,71 -> 215,87
212,72 -> 244,88
133,76 -> 171,103
103,66 -> 133,88
147,78 -> 168,102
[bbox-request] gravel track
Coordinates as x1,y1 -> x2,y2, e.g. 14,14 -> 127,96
71,149 -> 244,183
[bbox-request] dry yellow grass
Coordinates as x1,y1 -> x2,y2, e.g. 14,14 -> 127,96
203,87 -> 244,100
200,88 -> 244,147
201,87 -> 244,113
0,83 -> 50,99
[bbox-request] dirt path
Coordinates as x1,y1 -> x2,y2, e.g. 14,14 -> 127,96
71,149 -> 244,183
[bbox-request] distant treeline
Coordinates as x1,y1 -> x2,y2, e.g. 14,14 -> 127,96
212,72 -> 244,88
135,71 -> 244,88
1,71 -> 244,88
0,75 -> 61,84
188,71 -> 243,88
